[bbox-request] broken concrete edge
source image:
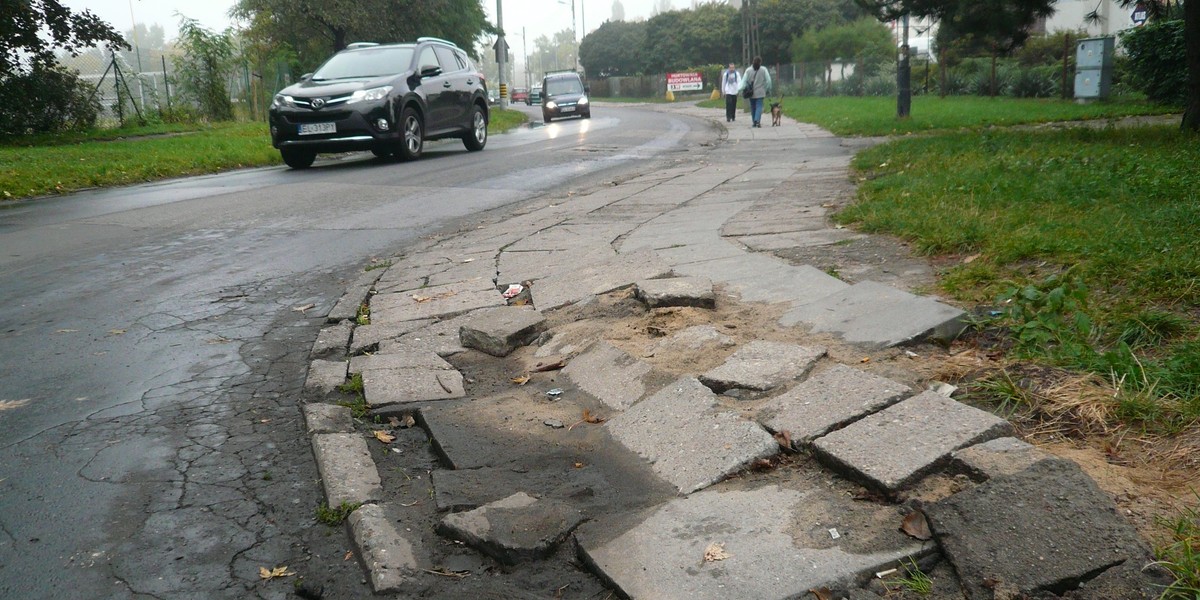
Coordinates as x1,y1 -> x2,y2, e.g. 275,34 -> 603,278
346,502 -> 424,594
311,320 -> 355,360
311,432 -> 384,508
303,402 -> 356,435
327,268 -> 385,323
414,407 -> 457,470
347,303 -> 500,357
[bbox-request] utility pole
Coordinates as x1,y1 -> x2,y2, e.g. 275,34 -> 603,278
497,0 -> 508,108
523,27 -> 529,89
572,0 -> 578,71
897,12 -> 911,118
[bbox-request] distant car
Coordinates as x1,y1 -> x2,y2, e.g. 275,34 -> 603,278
268,37 -> 489,169
541,71 -> 589,123
529,86 -> 543,106
511,88 -> 529,103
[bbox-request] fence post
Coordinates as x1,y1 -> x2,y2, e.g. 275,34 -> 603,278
162,55 -> 172,113
112,53 -> 125,125
1061,33 -> 1071,100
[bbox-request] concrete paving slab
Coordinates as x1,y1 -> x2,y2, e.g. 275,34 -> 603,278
699,341 -> 826,393
757,364 -> 911,444
534,249 -> 672,310
675,255 -> 849,305
311,433 -> 382,508
780,280 -> 967,347
305,359 -> 347,393
459,306 -> 546,357
348,318 -> 435,355
327,269 -> 381,322
349,351 -> 454,373
652,325 -> 735,353
634,277 -> 715,309
649,240 -> 749,266
606,376 -> 778,494
926,459 -> 1152,599
950,437 -> 1054,481
578,485 -> 926,600
378,314 -> 475,358
310,321 -> 353,360
721,215 -> 827,237
562,341 -> 667,411
347,503 -> 424,594
437,492 -> 584,564
497,246 -> 616,283
362,368 -> 466,407
303,403 -> 354,434
811,391 -> 1013,495
735,229 -> 862,252
370,279 -> 504,324
430,466 -> 615,512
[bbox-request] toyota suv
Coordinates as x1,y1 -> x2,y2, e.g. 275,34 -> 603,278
541,71 -> 590,122
269,38 -> 489,169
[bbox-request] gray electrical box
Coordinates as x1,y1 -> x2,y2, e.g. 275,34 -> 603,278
1075,37 -> 1115,100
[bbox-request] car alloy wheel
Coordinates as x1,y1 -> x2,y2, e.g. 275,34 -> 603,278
398,107 -> 423,161
463,106 -> 487,151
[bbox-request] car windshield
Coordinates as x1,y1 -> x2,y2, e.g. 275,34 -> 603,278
545,78 -> 583,95
312,47 -> 414,80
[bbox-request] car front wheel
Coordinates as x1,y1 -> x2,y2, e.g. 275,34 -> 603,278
462,105 -> 487,151
280,148 -> 316,170
397,106 -> 423,161
543,113 -> 552,123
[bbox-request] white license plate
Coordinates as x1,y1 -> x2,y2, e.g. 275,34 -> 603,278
299,122 -> 336,135
560,106 -> 575,113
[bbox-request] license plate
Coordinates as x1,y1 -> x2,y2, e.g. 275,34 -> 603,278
299,122 -> 336,135
560,106 -> 575,113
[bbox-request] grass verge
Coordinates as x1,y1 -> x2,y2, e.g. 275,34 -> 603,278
698,95 -> 1175,136
846,124 -> 1200,428
2,109 -> 529,201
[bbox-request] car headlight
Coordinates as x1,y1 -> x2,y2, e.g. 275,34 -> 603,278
578,96 -> 589,105
545,101 -> 558,110
272,94 -> 294,109
347,86 -> 393,104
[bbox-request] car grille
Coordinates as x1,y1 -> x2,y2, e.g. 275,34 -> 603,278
292,94 -> 352,110
285,111 -> 352,124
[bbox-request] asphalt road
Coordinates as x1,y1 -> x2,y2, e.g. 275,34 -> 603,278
0,103 -> 717,599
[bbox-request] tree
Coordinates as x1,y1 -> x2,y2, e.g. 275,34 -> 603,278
580,20 -> 648,76
1112,0 -> 1199,130
612,0 -> 626,21
756,0 -> 867,65
1,0 -> 126,76
173,17 -> 235,121
793,17 -> 893,91
651,0 -> 676,16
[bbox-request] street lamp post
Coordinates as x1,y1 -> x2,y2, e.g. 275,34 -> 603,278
497,0 -> 508,109
558,0 -> 578,71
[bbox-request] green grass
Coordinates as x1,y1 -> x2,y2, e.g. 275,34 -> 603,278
699,95 -> 1175,136
1155,496 -> 1200,599
1,109 -> 528,201
315,501 -> 361,526
846,124 -> 1200,425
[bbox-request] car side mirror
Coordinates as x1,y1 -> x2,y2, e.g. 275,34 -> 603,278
420,66 -> 442,78
301,73 -> 313,81
584,85 -> 590,93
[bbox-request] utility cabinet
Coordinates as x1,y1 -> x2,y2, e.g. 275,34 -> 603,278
1074,37 -> 1115,100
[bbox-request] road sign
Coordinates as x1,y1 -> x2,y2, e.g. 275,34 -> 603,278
666,72 -> 703,92
493,38 -> 510,62
1131,3 -> 1148,25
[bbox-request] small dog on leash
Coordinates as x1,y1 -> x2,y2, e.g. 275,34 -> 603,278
770,100 -> 782,126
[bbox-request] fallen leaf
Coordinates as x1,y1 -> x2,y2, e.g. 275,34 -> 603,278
344,550 -> 353,561
703,542 -> 731,562
808,588 -> 833,600
292,303 -> 316,312
573,461 -> 584,469
400,414 -> 415,428
963,253 -> 981,264
388,416 -> 401,427
773,430 -> 793,451
259,565 -> 296,580
532,359 -> 566,372
510,374 -> 531,385
108,329 -> 126,335
582,409 -> 605,424
900,510 -> 932,541
373,430 -> 396,444
411,294 -> 432,303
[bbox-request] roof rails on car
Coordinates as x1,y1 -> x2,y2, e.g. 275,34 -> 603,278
416,37 -> 458,48
544,69 -> 579,75
346,42 -> 379,49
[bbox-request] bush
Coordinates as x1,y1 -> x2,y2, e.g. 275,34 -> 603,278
0,65 -> 100,136
1120,20 -> 1186,105
863,73 -> 897,97
1011,66 -> 1059,98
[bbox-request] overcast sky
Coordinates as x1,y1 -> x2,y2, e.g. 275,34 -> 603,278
61,0 -> 676,50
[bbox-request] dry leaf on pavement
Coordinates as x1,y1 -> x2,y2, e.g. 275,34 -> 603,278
808,587 -> 833,600
703,542 -> 731,562
510,375 -> 531,385
259,565 -> 296,580
389,415 -> 416,429
373,430 -> 396,444
900,510 -> 932,541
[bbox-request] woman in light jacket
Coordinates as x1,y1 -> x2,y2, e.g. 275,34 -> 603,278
738,56 -> 772,128
719,62 -> 742,123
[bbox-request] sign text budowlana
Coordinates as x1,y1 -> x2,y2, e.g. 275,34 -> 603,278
667,72 -> 703,92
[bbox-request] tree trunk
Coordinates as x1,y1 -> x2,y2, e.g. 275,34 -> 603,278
1184,0 -> 1200,130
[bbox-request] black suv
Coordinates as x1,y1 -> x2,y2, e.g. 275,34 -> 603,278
541,71 -> 590,123
269,38 -> 489,169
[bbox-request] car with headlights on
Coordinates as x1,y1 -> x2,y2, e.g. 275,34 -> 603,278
541,71 -> 590,123
268,38 -> 489,169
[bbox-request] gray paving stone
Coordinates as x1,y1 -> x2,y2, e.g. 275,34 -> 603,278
458,306 -> 546,357
926,459 -> 1153,599
562,341 -> 667,411
951,437 -> 1054,481
781,280 -> 967,348
431,467 -> 612,512
578,485 -> 926,600
634,277 -> 715,309
437,492 -> 584,564
347,503 -> 424,594
303,403 -> 354,434
348,319 -> 435,355
362,368 -> 466,407
652,325 -> 735,353
811,391 -> 1013,495
311,433 -> 382,508
699,341 -> 826,393
348,351 -> 454,373
369,279 -> 504,324
735,229 -> 863,252
675,255 -> 849,305
534,249 -> 671,310
757,364 -> 911,445
310,320 -> 353,360
378,314 -> 475,358
606,376 -> 778,494
305,359 -> 347,393
327,269 -> 381,322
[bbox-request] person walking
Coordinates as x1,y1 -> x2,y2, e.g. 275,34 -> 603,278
720,62 -> 742,123
738,56 -> 772,128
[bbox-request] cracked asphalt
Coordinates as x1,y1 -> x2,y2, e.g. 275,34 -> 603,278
0,104 -> 714,599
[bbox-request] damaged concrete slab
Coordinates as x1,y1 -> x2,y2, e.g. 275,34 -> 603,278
757,364 -> 911,444
699,340 -> 826,393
